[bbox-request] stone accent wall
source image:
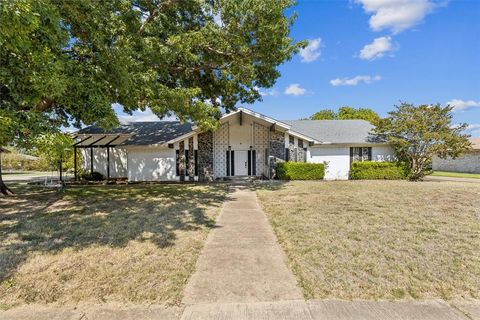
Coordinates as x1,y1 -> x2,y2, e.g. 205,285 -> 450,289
197,131 -> 214,181
289,135 -> 296,161
178,140 -> 186,180
269,130 -> 285,162
188,137 -> 195,181
433,151 -> 480,173
297,139 -> 306,162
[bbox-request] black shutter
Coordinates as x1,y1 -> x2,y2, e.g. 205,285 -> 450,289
226,150 -> 230,176
285,148 -> 290,162
185,150 -> 189,173
231,151 -> 235,176
175,150 -> 180,176
247,150 -> 252,176
368,147 -> 372,161
252,150 -> 256,175
194,150 -> 198,176
349,147 -> 353,164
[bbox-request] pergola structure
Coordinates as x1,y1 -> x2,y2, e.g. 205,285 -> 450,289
72,134 -> 131,180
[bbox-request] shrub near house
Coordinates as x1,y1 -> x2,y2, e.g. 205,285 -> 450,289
276,162 -> 325,180
350,161 -> 408,180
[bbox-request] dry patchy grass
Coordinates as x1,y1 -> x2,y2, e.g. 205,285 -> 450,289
0,183 -> 228,309
257,180 -> 480,300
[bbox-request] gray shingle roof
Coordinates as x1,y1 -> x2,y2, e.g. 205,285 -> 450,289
78,122 -> 193,145
77,118 -> 385,146
283,120 -> 384,144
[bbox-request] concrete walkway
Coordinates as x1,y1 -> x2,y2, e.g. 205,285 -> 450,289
3,299 -> 477,320
181,185 -> 303,304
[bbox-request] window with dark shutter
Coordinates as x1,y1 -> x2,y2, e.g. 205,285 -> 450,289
350,147 -> 373,162
226,150 -> 230,176
194,150 -> 198,176
175,150 -> 180,176
252,150 -> 257,175
247,150 -> 252,176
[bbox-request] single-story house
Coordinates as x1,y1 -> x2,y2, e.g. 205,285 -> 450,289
432,138 -> 480,173
74,108 -> 395,181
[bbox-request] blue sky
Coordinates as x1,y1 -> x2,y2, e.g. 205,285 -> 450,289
118,0 -> 480,136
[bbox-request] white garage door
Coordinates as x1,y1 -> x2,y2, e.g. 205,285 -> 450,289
308,146 -> 350,180
127,148 -> 177,182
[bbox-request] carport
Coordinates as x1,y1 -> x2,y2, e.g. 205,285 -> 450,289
72,134 -> 131,180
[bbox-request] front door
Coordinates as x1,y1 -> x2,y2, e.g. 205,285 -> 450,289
234,150 -> 248,176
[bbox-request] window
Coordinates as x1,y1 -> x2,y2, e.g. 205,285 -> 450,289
350,147 -> 372,162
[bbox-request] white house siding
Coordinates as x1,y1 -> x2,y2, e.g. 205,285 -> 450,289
308,146 -> 351,180
127,147 -> 177,181
372,145 -> 396,161
307,145 -> 396,180
432,151 -> 480,173
81,147 -> 127,178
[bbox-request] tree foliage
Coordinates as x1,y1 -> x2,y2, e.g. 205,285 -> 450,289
0,0 -> 303,194
374,103 -> 471,181
310,106 -> 381,124
34,133 -> 75,171
1,0 -> 302,130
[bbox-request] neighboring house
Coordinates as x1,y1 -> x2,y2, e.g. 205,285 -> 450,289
432,138 -> 480,173
74,108 -> 395,181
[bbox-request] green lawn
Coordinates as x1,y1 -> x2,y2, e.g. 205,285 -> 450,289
430,171 -> 480,179
0,184 -> 228,309
257,180 -> 480,301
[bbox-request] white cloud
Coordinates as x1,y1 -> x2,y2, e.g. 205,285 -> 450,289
284,84 -> 307,96
330,75 -> 381,86
355,0 -> 439,34
255,86 -> 279,97
466,124 -> 480,136
299,38 -> 322,63
447,99 -> 480,112
359,36 -> 395,60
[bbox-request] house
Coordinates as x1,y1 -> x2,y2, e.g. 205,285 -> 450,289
74,108 -> 395,181
432,138 -> 480,173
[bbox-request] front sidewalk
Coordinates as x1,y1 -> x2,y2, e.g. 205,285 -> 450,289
3,299 -> 478,320
181,185 -> 303,304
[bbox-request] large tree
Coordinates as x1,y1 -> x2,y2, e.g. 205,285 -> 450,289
310,107 -> 381,124
0,0 -> 303,194
374,103 -> 471,181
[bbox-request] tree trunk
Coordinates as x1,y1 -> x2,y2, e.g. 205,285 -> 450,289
0,153 -> 14,196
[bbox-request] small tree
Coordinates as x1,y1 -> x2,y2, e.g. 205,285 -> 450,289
374,103 -> 471,181
35,133 -> 74,184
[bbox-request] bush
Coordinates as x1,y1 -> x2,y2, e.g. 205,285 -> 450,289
350,161 -> 407,180
276,162 -> 325,180
80,171 -> 104,181
2,151 -> 50,171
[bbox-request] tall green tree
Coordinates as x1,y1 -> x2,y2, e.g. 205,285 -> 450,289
374,103 -> 471,181
310,107 -> 381,124
310,109 -> 336,120
0,0 -> 303,195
